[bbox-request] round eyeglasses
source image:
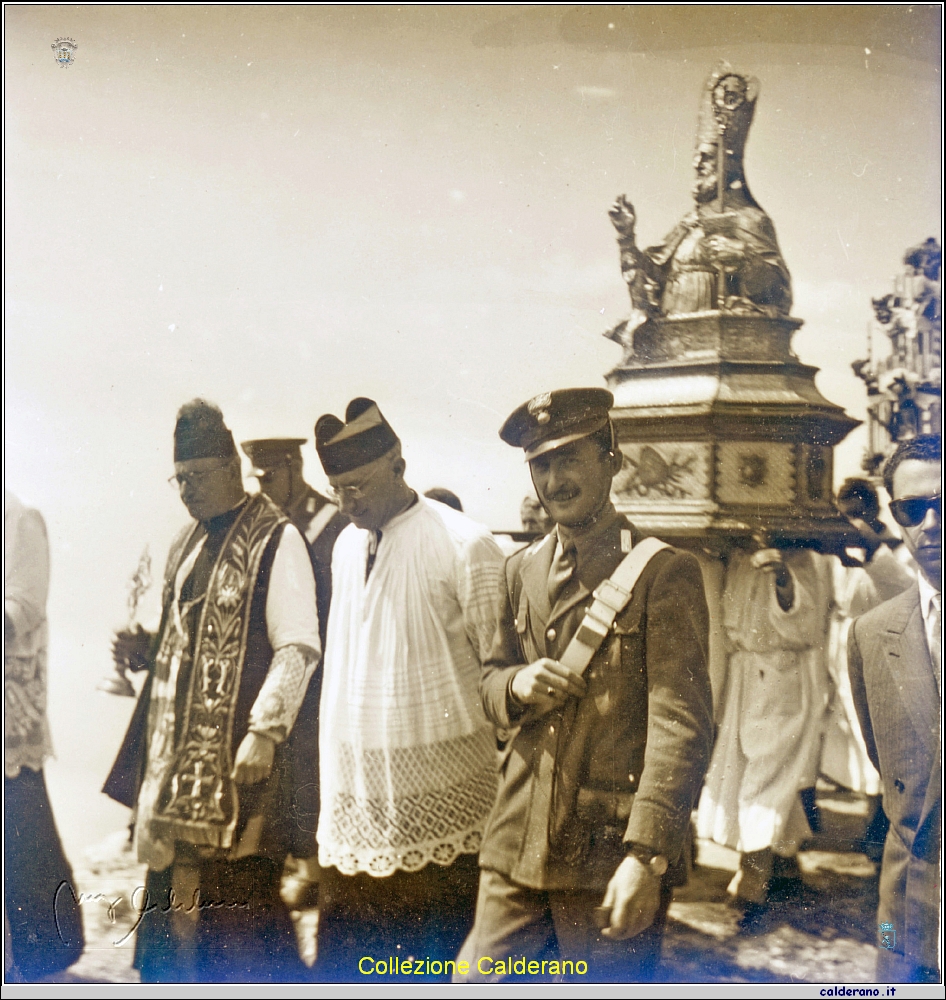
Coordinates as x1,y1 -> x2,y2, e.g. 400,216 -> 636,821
168,467 -> 229,490
326,462 -> 386,505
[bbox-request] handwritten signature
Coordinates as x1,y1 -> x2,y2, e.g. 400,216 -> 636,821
54,880 -> 250,947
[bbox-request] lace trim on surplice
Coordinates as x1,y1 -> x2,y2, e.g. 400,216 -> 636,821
319,727 -> 497,877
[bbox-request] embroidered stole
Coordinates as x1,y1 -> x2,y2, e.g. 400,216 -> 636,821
149,494 -> 284,849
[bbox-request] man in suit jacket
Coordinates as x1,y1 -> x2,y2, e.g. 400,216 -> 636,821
455,389 -> 713,983
848,434 -> 941,984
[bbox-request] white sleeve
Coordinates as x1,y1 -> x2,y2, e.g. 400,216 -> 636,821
265,524 -> 321,653
456,531 -> 506,663
248,524 -> 321,743
5,507 -> 50,642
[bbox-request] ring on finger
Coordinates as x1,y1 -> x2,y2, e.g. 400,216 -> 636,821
547,686 -> 555,696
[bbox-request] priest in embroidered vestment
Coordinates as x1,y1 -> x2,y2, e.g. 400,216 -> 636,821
312,397 -> 504,981
105,400 -> 322,983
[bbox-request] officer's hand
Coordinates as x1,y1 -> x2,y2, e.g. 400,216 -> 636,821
511,658 -> 586,715
600,855 -> 661,940
111,626 -> 152,672
232,732 -> 275,785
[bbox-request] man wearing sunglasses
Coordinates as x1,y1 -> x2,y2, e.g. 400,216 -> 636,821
848,434 -> 941,984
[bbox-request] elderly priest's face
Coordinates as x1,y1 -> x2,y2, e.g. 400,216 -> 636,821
329,451 -> 405,533
173,456 -> 245,523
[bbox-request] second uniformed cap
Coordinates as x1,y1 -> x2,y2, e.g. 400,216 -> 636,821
500,388 -> 614,462
241,438 -> 307,476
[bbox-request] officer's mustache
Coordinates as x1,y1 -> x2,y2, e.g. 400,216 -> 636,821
545,487 -> 581,503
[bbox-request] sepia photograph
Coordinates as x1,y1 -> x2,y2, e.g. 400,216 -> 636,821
4,4 -> 942,989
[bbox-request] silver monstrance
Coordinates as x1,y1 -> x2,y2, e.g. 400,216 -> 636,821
98,546 -> 152,697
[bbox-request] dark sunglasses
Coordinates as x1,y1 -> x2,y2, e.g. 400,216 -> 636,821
889,494 -> 941,527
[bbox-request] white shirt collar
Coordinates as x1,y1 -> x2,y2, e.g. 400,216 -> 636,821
918,571 -> 940,619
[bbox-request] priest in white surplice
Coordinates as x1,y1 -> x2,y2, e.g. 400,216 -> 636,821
312,397 -> 504,981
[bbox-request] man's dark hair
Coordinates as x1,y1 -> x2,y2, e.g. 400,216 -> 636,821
836,477 -> 880,520
423,487 -> 463,512
588,421 -> 617,459
882,435 -> 942,497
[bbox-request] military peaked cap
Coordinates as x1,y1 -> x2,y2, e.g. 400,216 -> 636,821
241,438 -> 307,475
500,388 -> 614,461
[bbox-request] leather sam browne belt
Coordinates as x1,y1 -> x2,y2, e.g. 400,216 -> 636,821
549,537 -> 669,856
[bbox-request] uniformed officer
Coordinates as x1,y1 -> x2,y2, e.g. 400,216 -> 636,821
241,437 -> 349,903
242,438 -> 348,649
455,388 -> 714,983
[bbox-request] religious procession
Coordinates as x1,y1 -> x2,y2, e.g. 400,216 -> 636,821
4,8 -> 941,990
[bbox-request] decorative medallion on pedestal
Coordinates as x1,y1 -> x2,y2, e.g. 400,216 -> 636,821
603,63 -> 859,554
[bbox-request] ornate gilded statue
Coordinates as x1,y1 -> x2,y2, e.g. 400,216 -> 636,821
608,64 -> 792,341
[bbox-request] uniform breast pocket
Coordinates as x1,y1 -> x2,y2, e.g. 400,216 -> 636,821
606,622 -> 646,700
610,620 -> 642,659
515,591 -> 529,636
515,592 -> 538,660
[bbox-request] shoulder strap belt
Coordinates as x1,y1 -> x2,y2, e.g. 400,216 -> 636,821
559,536 -> 669,676
305,501 -> 339,545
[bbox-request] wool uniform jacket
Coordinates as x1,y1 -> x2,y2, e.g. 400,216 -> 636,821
848,585 -> 942,980
477,514 -> 714,892
283,485 -> 348,858
286,485 -> 348,651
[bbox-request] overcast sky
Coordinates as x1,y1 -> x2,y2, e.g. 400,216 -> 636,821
5,5 -> 942,856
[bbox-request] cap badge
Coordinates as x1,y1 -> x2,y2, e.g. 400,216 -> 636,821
527,392 -> 552,425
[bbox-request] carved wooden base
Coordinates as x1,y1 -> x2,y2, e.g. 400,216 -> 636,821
605,314 -> 861,554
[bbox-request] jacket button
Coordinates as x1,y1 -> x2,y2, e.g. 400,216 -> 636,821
546,628 -> 556,642
628,774 -> 635,784
549,725 -> 555,734
894,779 -> 905,792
